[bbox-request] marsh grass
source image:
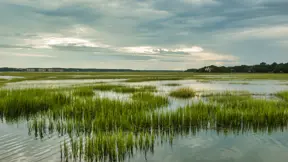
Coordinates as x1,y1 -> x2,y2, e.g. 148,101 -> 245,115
2,84 -> 288,161
276,91 -> 288,101
132,92 -> 169,108
92,84 -> 157,93
228,82 -> 250,85
196,80 -> 212,83
73,87 -> 94,97
169,87 -> 196,98
164,83 -> 180,86
202,90 -> 251,97
125,77 -> 185,82
0,82 -> 5,88
0,88 -> 72,121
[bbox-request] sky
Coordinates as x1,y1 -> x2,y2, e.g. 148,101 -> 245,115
0,0 -> 287,70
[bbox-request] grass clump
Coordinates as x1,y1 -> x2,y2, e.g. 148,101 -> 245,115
0,88 -> 72,121
92,84 -> 157,93
196,80 -> 212,83
73,87 -> 94,97
125,77 -> 184,82
169,87 -> 196,98
202,90 -> 251,97
132,92 -> 169,107
228,82 -> 250,85
276,91 -> 288,101
164,83 -> 180,86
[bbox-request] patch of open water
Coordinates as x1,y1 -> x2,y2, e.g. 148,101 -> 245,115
0,76 -> 24,80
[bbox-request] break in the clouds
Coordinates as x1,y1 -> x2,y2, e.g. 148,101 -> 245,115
0,0 -> 287,70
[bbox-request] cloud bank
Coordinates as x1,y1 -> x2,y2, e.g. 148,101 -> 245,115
0,0 -> 287,69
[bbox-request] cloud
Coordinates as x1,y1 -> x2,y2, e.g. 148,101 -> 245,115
181,0 -> 220,5
223,25 -> 288,40
172,46 -> 204,53
189,52 -> 238,61
1,0 -> 288,69
23,35 -> 110,49
13,53 -> 56,58
118,46 -> 204,54
118,46 -> 161,54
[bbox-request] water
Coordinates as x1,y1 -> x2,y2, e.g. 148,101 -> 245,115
1,78 -> 288,162
3,79 -> 126,89
0,76 -> 24,80
129,130 -> 288,162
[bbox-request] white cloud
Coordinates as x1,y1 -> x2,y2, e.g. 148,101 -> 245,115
172,46 -> 204,53
189,52 -> 237,61
118,46 -> 161,54
24,35 -> 110,49
222,25 -> 288,40
13,53 -> 56,58
181,0 -> 220,5
118,46 -> 204,54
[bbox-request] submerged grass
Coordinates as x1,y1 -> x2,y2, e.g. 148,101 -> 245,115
169,87 -> 196,98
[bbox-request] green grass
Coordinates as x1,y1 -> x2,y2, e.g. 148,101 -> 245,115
196,80 -> 212,83
2,83 -> 288,161
0,82 -> 5,88
164,83 -> 180,86
125,77 -> 186,82
73,87 -> 95,97
0,88 -> 72,121
202,90 -> 251,97
276,91 -> 288,101
228,82 -> 250,85
92,84 -> 157,93
169,87 -> 196,98
132,92 -> 169,108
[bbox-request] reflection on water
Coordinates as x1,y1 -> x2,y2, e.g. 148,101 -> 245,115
129,130 -> 288,162
2,121 -> 288,162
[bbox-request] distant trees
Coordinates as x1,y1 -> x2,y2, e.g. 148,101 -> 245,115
186,62 -> 288,73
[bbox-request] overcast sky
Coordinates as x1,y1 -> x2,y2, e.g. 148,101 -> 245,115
0,0 -> 287,70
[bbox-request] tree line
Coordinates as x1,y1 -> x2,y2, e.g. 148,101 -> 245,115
186,62 -> 288,73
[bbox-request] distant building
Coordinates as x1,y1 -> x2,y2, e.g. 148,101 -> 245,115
48,68 -> 64,72
38,68 -> 47,72
27,68 -> 36,72
25,68 -> 64,72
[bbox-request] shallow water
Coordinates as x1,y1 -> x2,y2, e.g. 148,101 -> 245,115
0,76 -> 24,80
121,79 -> 288,94
1,121 -> 288,162
128,130 -> 288,162
1,78 -> 288,162
0,122 -> 64,162
4,79 -> 126,89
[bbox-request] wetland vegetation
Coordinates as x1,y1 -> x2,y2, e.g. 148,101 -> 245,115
0,72 -> 288,161
169,87 -> 196,98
